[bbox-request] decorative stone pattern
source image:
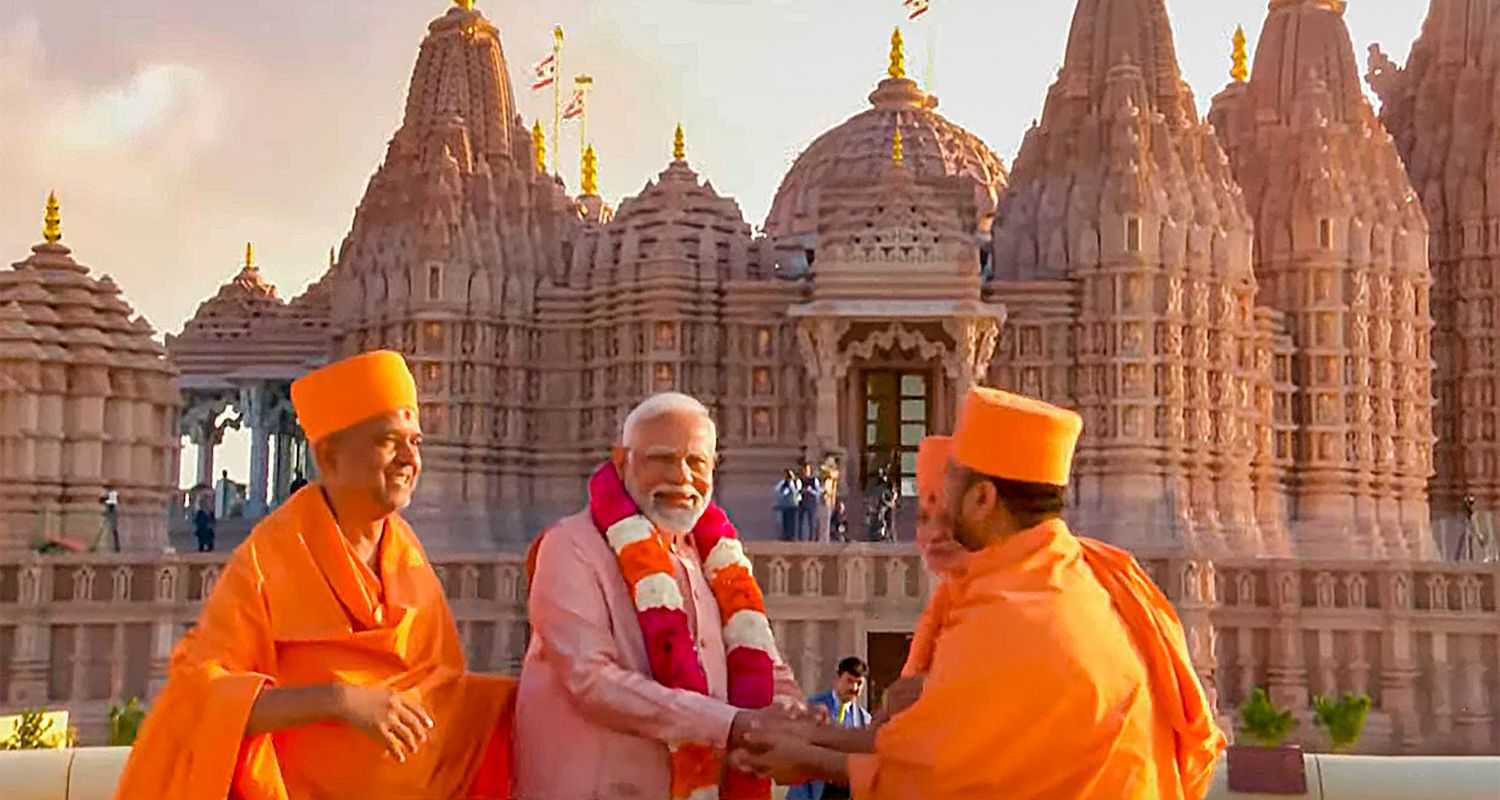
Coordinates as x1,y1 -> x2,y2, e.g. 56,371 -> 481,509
0,212 -> 179,552
989,0 -> 1266,556
1367,0 -> 1500,529
2,547 -> 1495,754
1210,0 -> 1437,560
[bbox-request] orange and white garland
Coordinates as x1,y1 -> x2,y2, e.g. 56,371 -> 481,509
589,462 -> 774,800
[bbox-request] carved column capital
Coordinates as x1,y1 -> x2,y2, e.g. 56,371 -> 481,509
942,316 -> 1003,394
794,317 -> 850,381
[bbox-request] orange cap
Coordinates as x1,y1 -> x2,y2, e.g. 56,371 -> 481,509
953,386 -> 1082,486
916,435 -> 953,508
291,350 -> 418,442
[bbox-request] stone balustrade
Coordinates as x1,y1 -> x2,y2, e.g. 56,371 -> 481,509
1,544 -> 1496,754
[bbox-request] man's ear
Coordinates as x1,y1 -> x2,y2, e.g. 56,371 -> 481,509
311,438 -> 334,478
610,445 -> 628,473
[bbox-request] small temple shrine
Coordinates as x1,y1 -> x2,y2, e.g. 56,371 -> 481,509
0,196 -> 179,552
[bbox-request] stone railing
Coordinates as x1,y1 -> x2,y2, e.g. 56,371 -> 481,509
1,544 -> 1496,753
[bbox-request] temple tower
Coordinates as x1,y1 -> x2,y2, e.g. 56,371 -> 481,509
1210,0 -> 1437,560
326,3 -> 575,546
992,0 -> 1272,555
1367,0 -> 1500,530
0,195 -> 179,552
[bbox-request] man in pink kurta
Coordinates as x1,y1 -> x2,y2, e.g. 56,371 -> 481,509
517,393 -> 805,799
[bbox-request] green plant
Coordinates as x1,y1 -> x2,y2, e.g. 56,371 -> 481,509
1239,687 -> 1299,747
0,708 -> 61,750
1312,692 -> 1371,752
109,697 -> 147,746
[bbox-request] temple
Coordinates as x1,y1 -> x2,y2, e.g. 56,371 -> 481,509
3,0 -> 1499,757
0,196 -> 178,552
155,0 -> 1497,560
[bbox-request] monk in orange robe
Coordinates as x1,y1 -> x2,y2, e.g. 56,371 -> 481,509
733,387 -> 1226,800
114,351 -> 515,800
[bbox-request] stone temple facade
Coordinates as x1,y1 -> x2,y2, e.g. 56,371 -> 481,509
0,197 -> 179,553
166,0 -> 1497,561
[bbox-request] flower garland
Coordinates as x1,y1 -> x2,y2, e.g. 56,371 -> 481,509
588,462 -> 774,800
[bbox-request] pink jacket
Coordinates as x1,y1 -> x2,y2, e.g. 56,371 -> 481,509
514,511 -> 802,800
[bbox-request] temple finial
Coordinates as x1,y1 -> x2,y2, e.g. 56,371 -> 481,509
42,191 -> 61,244
453,0 -> 474,11
892,128 -> 905,164
244,242 -> 255,269
581,144 -> 599,196
673,123 -> 686,162
532,120 -> 547,173
889,28 -> 907,80
1231,26 -> 1249,83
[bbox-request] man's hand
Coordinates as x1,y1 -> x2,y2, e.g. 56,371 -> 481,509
728,702 -> 825,749
336,685 -> 434,763
729,730 -> 844,786
883,674 -> 926,718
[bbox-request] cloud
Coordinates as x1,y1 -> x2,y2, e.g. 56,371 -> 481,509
55,63 -> 221,151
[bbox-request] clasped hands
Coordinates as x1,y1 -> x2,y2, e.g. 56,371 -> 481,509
727,697 -> 833,785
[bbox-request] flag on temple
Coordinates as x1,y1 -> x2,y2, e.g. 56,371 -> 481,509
530,53 -> 557,90
562,88 -> 586,120
904,0 -> 930,19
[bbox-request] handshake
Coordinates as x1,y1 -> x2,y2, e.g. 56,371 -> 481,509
725,675 -> 926,786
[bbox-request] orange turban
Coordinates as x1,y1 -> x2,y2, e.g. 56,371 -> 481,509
954,386 -> 1082,486
916,435 -> 953,508
291,350 -> 418,442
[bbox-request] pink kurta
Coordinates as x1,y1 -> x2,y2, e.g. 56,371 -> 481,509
515,511 -> 802,800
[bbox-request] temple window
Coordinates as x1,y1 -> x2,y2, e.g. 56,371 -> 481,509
1318,218 -> 1333,250
655,321 -> 676,350
427,265 -> 442,300
1126,217 -> 1142,253
755,328 -> 774,358
654,364 -> 675,391
753,368 -> 772,396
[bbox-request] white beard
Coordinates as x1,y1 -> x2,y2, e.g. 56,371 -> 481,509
629,482 -> 713,535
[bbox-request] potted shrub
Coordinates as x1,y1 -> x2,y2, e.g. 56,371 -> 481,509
1313,692 -> 1371,753
109,698 -> 147,747
1227,688 -> 1307,794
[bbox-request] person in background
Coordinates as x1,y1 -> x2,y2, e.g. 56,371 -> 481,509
829,501 -> 848,543
288,471 -> 309,496
787,657 -> 872,800
192,497 -> 217,553
775,468 -> 801,541
797,462 -> 822,541
214,469 -> 234,518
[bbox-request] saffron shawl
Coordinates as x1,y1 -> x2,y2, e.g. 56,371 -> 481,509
588,462 -> 773,800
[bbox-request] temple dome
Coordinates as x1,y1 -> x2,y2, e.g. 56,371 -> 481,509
763,74 -> 1008,240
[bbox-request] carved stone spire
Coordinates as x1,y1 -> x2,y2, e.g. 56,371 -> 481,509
990,0 -> 1265,555
1211,0 -> 1437,560
1367,0 -> 1500,520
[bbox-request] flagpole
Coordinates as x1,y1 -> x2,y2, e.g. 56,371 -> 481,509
575,75 -> 594,169
552,26 -> 564,176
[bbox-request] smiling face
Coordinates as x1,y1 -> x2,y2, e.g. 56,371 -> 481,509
612,409 -> 716,534
316,407 -> 423,519
916,479 -> 966,576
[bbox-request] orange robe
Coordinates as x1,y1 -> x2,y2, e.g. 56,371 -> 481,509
899,582 -> 949,677
113,487 -> 515,800
851,519 -> 1224,800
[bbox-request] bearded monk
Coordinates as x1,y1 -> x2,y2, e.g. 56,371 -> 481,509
113,351 -> 514,800
733,386 -> 1226,800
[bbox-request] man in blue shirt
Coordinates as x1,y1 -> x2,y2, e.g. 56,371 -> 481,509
786,657 -> 871,800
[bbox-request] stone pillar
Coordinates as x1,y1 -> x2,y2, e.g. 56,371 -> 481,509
1379,570 -> 1421,752
942,316 -> 1003,400
795,318 -> 850,453
242,384 -> 272,518
272,433 -> 292,506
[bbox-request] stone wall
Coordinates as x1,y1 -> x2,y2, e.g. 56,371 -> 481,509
1,544 -> 1495,754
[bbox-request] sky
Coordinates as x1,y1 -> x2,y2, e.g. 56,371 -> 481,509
0,0 -> 1431,485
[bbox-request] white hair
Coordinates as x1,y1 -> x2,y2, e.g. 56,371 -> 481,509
620,392 -> 716,448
